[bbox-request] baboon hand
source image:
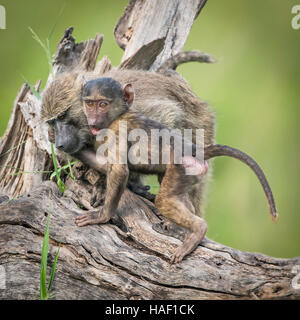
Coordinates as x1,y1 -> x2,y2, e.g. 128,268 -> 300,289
127,181 -> 156,202
75,207 -> 110,227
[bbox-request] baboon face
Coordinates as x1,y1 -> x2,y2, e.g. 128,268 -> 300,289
46,108 -> 91,154
81,77 -> 134,135
41,73 -> 94,154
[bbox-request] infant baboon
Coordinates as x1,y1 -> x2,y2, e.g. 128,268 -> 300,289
41,69 -> 215,212
74,77 -> 277,263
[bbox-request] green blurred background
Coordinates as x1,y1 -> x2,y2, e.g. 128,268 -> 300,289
0,0 -> 299,258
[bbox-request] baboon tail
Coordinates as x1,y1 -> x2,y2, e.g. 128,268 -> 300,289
204,144 -> 278,222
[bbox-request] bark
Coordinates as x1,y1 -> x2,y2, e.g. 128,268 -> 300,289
114,0 -> 208,70
0,0 -> 299,300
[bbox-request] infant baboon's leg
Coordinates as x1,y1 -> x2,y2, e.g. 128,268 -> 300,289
189,179 -> 207,217
155,164 -> 207,263
182,156 -> 210,217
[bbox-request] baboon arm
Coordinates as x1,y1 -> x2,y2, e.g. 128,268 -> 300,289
74,148 -> 155,202
103,164 -> 129,215
74,148 -> 107,174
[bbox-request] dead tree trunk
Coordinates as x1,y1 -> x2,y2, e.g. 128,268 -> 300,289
0,0 -> 299,300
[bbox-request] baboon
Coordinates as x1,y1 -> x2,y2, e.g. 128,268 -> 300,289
41,68 -> 215,213
75,77 -> 277,263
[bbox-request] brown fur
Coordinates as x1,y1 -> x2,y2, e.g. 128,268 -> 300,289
41,69 -> 215,216
101,69 -> 215,217
76,106 -> 209,263
41,73 -> 83,122
76,78 -> 277,263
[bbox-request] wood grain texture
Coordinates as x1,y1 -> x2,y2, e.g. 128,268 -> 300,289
119,38 -> 166,70
0,182 -> 299,300
115,0 -> 208,70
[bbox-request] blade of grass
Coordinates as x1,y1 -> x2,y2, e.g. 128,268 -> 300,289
29,5 -> 65,81
46,3 -> 65,80
48,247 -> 60,292
50,143 -> 59,173
28,27 -> 48,51
28,27 -> 53,78
66,159 -> 78,180
50,143 -> 66,193
21,75 -> 41,100
0,141 -> 26,159
40,213 -> 50,300
0,165 -> 52,177
46,37 -> 54,80
0,164 -> 51,173
50,160 -> 78,181
50,168 -> 62,181
57,179 -> 66,193
48,3 -> 66,41
11,170 -> 52,176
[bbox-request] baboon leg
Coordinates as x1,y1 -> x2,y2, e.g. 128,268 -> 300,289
189,166 -> 212,217
155,165 -> 207,263
182,194 -> 196,214
189,181 -> 206,217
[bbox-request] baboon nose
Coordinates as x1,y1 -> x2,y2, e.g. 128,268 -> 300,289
56,144 -> 64,150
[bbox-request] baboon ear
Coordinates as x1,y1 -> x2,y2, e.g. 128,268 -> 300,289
122,83 -> 134,107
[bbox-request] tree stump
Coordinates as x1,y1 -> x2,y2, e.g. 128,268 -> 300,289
0,0 -> 299,300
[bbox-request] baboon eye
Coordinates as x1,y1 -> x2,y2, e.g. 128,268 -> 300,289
99,101 -> 108,108
85,100 -> 94,108
57,109 -> 68,121
47,119 -> 55,126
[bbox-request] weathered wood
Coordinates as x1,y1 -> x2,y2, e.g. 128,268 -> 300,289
0,0 -> 299,300
157,50 -> 216,73
119,38 -> 166,70
0,83 -> 49,197
0,182 -> 299,300
114,0 -> 208,70
52,27 -> 104,75
94,56 -> 112,75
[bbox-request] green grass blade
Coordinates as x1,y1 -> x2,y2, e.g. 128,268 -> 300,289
50,167 -> 63,181
57,178 -> 66,193
48,247 -> 60,292
50,171 -> 57,181
46,38 -> 54,79
0,164 -> 52,176
40,213 -> 50,300
65,160 -> 78,180
40,267 -> 47,300
0,141 -> 26,159
48,3 -> 66,40
67,159 -> 75,180
21,75 -> 41,99
28,27 -> 48,52
10,170 -> 52,176
50,143 -> 66,193
28,27 -> 53,77
50,143 -> 59,173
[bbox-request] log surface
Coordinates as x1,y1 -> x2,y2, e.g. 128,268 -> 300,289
0,182 -> 299,300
